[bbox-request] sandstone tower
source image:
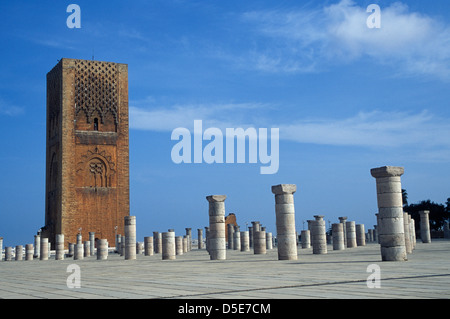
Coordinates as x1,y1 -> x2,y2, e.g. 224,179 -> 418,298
43,58 -> 129,248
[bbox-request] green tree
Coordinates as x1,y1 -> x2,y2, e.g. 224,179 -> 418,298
402,189 -> 408,207
404,200 -> 449,231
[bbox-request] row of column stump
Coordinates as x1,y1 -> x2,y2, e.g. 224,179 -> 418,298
0,166 -> 445,263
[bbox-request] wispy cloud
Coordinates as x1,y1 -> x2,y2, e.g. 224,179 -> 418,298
130,103 -> 450,162
0,98 -> 24,116
239,0 -> 450,80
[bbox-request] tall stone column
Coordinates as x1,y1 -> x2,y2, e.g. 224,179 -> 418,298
84,241 -> 91,257
368,229 -> 374,242
115,234 -> 121,253
33,235 -> 40,259
185,228 -> 192,251
144,236 -> 154,256
197,229 -> 203,249
227,224 -> 235,250
233,226 -> 241,251
204,227 -> 209,252
25,244 -> 34,261
272,184 -> 298,260
74,234 -> 84,260
240,231 -> 250,251
124,216 -> 137,260
206,195 -> 227,260
97,239 -> 108,260
356,224 -> 366,246
176,236 -> 183,255
312,215 -> 327,254
55,234 -> 65,260
410,215 -> 416,249
266,232 -> 273,250
89,232 -> 96,256
253,230 -> 267,255
371,166 -> 407,261
301,230 -> 310,249
339,217 -> 348,246
403,213 -> 412,254
162,232 -> 176,260
40,238 -> 49,260
346,221 -> 357,248
419,210 -> 431,243
248,226 -> 253,248
332,223 -> 345,250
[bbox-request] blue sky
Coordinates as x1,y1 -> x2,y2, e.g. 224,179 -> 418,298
1,0 -> 450,247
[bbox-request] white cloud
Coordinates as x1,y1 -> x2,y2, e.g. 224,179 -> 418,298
0,98 -> 24,116
130,103 -> 450,162
240,0 -> 450,80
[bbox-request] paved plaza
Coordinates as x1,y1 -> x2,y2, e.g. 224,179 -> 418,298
0,240 -> 449,299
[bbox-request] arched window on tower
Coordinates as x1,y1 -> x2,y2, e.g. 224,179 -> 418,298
94,118 -> 99,131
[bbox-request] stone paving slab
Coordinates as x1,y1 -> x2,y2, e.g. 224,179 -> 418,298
0,240 -> 449,299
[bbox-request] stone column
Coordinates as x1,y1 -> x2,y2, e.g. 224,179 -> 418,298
25,244 -> 34,261
233,226 -> 241,251
204,227 -> 209,252
266,232 -> 273,250
240,231 -> 250,252
89,232 -> 96,256
356,224 -> 366,246
144,236 -> 154,256
15,245 -> 23,261
248,226 -> 253,248
272,184 -> 298,260
368,229 -> 374,242
197,229 -> 203,249
183,236 -> 188,253
55,234 -> 65,260
206,195 -> 227,260
253,230 -> 267,255
312,215 -> 327,254
185,228 -> 192,251
40,238 -> 49,260
84,241 -> 91,257
5,247 -> 12,261
136,242 -> 143,255
74,234 -> 83,260
227,224 -> 235,250
115,234 -> 122,253
332,223 -> 345,250
68,243 -> 74,257
97,239 -> 108,260
0,237 -> 2,261
403,213 -> 412,254
120,235 -> 126,256
34,235 -> 40,259
153,232 -> 161,254
371,166 -> 407,261
124,216 -> 136,260
301,230 -> 311,249
346,221 -> 357,248
175,236 -> 183,255
162,232 -> 176,260
419,210 -> 431,243
339,217 -> 348,246
410,215 -> 416,249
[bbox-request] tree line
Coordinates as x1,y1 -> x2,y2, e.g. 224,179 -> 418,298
402,189 -> 450,232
